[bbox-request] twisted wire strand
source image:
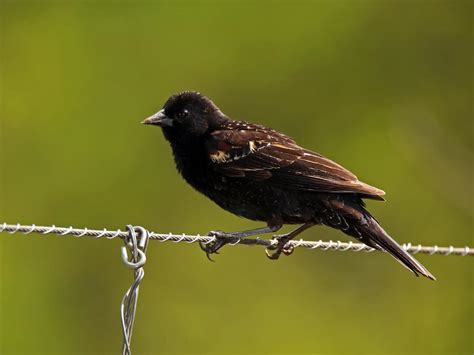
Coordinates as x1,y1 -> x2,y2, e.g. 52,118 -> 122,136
120,226 -> 149,355
0,222 -> 472,256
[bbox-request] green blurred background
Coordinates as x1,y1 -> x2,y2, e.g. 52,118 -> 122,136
0,1 -> 472,354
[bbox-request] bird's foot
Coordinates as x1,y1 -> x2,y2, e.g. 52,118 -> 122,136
199,230 -> 233,261
265,234 -> 294,260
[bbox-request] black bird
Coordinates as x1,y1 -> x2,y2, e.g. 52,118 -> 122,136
143,91 -> 435,280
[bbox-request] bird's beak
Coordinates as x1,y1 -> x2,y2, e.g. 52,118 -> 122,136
142,109 -> 173,127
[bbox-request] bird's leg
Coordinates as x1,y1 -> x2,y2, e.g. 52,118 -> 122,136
266,223 -> 315,260
200,224 -> 282,261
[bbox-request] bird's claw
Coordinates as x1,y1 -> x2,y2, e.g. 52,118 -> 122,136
199,230 -> 229,261
265,235 -> 294,260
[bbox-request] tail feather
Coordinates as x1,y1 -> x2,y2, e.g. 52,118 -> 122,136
357,214 -> 436,280
327,196 -> 436,280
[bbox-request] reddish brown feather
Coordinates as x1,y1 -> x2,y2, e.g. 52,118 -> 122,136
206,122 -> 385,200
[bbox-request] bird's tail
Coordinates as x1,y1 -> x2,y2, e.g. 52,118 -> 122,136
339,205 -> 436,280
360,214 -> 434,280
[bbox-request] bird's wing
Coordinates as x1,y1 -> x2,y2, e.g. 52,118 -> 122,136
205,121 -> 385,200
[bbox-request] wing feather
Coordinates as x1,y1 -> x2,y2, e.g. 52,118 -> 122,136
206,122 -> 385,200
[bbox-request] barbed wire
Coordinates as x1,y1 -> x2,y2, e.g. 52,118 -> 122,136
1,222 -> 472,256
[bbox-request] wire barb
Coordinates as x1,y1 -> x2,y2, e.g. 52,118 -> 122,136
0,222 -> 473,257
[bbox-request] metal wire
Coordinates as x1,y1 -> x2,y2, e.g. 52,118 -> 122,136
1,221 -> 472,354
120,225 -> 149,355
0,222 -> 472,256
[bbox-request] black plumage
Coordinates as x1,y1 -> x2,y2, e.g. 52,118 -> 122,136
143,91 -> 435,280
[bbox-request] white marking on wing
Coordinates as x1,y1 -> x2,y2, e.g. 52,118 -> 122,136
249,140 -> 257,152
210,150 -> 231,163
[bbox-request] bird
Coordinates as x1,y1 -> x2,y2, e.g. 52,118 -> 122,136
142,91 -> 435,280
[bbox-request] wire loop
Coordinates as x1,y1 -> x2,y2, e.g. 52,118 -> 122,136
341,241 -> 352,251
8,223 -> 21,234
60,226 -> 73,235
121,225 -> 150,355
24,224 -> 36,235
77,227 -> 88,237
228,237 -> 241,246
42,225 -> 56,234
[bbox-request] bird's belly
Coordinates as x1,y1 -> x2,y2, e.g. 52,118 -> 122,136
200,176 -> 326,224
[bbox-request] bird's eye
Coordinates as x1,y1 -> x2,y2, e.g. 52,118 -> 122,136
176,109 -> 189,118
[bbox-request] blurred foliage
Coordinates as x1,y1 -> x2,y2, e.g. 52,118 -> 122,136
0,0 -> 472,354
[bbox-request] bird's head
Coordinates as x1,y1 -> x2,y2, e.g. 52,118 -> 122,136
142,91 -> 227,141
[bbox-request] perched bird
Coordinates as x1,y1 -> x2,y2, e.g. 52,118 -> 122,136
143,91 -> 435,280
